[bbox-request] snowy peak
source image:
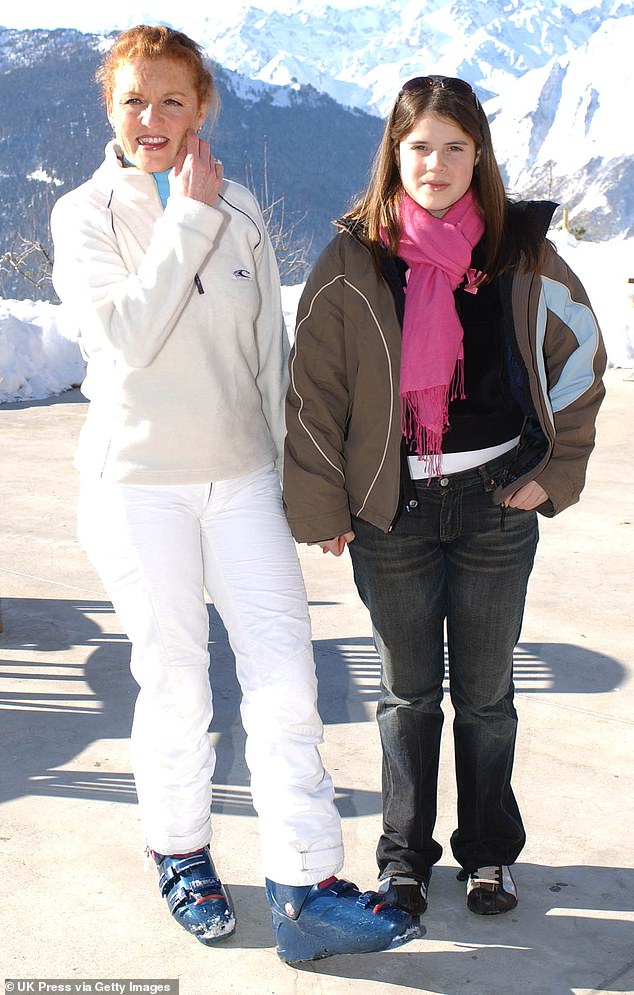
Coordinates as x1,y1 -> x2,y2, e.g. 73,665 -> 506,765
195,0 -> 634,237
488,13 -> 634,235
197,0 -> 630,115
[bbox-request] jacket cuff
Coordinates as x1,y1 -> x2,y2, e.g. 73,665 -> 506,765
283,505 -> 352,544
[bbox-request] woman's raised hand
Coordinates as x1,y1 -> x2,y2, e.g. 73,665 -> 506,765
171,129 -> 224,206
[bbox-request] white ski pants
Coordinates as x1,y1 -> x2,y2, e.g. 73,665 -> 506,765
78,463 -> 344,885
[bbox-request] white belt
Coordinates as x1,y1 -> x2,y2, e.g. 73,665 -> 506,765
408,436 -> 520,480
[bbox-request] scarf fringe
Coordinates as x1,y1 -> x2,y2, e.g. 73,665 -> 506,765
402,361 -> 465,474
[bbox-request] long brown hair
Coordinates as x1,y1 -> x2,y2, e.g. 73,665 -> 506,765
96,24 -> 218,120
342,77 -> 541,279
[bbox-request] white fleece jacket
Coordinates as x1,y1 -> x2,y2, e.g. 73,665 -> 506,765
51,141 -> 288,484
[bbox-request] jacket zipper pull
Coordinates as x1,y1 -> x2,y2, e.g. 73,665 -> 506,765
194,274 -> 204,294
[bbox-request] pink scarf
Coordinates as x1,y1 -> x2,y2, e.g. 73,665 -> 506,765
397,190 -> 485,475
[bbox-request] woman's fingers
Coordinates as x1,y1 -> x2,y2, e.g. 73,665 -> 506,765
171,130 -> 223,205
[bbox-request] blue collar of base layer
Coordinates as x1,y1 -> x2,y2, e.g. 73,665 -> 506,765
123,156 -> 171,207
152,169 -> 171,207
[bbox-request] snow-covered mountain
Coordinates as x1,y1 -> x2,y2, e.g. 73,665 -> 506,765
0,0 -> 632,304
201,0 -> 624,115
197,0 -> 634,238
487,13 -> 634,231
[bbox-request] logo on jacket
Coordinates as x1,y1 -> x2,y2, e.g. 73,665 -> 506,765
233,268 -> 252,280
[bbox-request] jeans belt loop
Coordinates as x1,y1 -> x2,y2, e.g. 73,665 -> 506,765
477,464 -> 497,493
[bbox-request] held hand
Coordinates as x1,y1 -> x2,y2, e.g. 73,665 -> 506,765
171,130 -> 224,206
312,532 -> 356,556
503,481 -> 548,510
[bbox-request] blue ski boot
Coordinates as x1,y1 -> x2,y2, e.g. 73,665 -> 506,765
152,846 -> 236,945
266,875 -> 420,963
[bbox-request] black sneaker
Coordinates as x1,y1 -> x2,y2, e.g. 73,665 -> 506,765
152,846 -> 236,943
377,875 -> 429,916
459,865 -> 518,915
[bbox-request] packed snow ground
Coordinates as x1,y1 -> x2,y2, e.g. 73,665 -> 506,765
0,231 -> 632,405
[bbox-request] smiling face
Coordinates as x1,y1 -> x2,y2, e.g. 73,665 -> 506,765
107,56 -> 206,172
397,113 -> 478,217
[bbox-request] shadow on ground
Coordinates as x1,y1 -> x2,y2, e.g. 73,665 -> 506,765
0,597 -> 627,814
113,865 -> 633,994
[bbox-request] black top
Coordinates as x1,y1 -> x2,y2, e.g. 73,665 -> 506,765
443,261 -> 525,453
381,247 -> 525,456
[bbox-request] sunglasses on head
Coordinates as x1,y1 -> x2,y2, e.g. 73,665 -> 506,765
399,75 -> 481,108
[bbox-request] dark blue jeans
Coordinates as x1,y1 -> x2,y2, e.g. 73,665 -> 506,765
348,454 -> 538,880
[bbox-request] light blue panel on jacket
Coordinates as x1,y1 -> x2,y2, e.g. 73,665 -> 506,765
540,275 -> 602,414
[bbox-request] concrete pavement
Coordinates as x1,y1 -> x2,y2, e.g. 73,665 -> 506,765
1,369 -> 633,995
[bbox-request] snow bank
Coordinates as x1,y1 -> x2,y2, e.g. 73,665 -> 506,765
0,299 -> 84,403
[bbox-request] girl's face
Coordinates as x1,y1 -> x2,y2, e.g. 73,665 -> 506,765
107,56 -> 206,172
397,113 -> 478,217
